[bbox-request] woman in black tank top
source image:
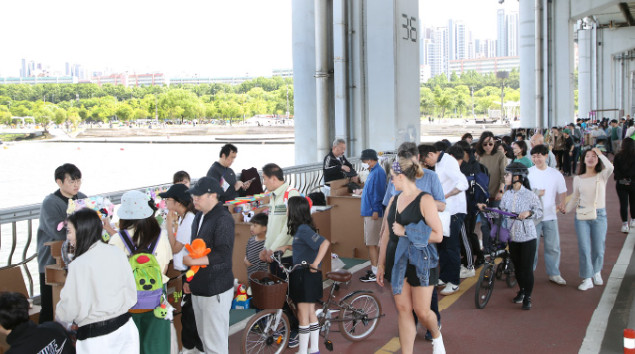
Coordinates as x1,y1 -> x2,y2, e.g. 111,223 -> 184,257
377,158 -> 446,354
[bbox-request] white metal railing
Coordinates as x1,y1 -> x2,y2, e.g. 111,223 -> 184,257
0,158 -> 363,296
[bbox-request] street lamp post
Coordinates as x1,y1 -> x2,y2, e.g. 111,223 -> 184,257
497,71 -> 509,122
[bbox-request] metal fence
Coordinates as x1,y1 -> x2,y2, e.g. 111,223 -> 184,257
0,159 -> 363,297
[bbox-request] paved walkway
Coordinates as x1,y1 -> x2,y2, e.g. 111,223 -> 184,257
227,176 -> 635,353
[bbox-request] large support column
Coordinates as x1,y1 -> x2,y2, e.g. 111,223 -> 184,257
315,0 -> 331,161
520,0 -> 537,128
292,0 -> 317,165
333,0 -> 349,146
551,0 -> 574,127
365,0 -> 420,151
578,28 -> 592,120
348,0 -> 367,156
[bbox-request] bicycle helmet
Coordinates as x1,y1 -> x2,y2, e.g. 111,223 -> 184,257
506,162 -> 529,186
505,162 -> 529,177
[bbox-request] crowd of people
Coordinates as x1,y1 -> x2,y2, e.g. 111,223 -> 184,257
1,116 -> 634,353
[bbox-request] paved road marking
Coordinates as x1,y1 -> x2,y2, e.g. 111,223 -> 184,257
439,258 -> 502,311
375,258 -> 503,352
375,337 -> 401,354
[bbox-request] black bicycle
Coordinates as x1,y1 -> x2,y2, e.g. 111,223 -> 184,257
474,207 -> 518,309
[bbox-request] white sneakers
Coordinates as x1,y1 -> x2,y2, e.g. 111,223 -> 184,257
548,275 -> 567,286
578,274 -> 603,290
440,282 -> 459,295
578,278 -> 594,291
622,222 -> 630,233
631,219 -> 635,228
460,265 -> 475,279
593,272 -> 603,286
431,333 -> 446,354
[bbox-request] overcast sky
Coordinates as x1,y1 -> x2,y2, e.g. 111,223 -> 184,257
0,0 -> 518,78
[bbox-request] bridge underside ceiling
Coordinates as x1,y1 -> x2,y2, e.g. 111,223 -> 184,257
574,1 -> 635,29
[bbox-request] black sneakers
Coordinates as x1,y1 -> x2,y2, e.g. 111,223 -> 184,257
359,270 -> 377,283
512,290 -> 525,304
522,296 -> 532,310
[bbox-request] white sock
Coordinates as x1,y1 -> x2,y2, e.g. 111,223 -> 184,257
371,265 -> 377,275
298,325 -> 309,354
309,322 -> 320,353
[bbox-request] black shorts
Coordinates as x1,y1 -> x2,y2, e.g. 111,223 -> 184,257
289,268 -> 323,303
387,263 -> 439,288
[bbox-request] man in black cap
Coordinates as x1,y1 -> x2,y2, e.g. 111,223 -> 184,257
358,149 -> 387,282
183,177 -> 234,354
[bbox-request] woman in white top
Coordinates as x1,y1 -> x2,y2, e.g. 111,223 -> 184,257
160,183 -> 196,271
565,147 -> 614,291
57,208 -> 139,354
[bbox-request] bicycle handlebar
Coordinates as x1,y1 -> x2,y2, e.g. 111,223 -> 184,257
483,207 -> 519,218
271,251 -> 309,275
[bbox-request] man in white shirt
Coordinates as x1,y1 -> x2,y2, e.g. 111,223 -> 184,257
421,142 -> 469,295
528,144 -> 568,285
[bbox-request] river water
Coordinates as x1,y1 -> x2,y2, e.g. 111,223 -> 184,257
0,140 -> 296,209
0,140 -> 295,293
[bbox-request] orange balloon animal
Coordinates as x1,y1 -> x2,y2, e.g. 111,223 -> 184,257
185,239 -> 211,281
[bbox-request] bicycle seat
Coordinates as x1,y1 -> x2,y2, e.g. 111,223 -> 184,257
326,269 -> 352,283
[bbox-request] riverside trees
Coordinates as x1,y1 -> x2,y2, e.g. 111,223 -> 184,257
0,77 -> 294,127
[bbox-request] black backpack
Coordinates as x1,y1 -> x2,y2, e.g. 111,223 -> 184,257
462,160 -> 490,213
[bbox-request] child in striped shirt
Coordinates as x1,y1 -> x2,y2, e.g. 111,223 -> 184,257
245,213 -> 268,278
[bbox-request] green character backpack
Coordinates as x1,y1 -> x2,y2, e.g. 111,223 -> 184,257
119,230 -> 164,312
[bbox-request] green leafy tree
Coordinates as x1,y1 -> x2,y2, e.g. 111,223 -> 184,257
0,105 -> 12,124
116,103 -> 134,121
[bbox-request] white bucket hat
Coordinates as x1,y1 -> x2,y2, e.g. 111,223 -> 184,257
118,190 -> 153,220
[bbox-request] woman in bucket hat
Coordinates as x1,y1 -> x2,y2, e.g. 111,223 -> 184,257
104,190 -> 173,354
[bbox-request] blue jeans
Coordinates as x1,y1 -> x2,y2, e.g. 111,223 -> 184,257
533,219 -> 562,276
574,208 -> 607,279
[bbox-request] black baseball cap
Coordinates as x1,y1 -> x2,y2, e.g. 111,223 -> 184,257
188,176 -> 224,196
159,184 -> 192,204
360,149 -> 378,161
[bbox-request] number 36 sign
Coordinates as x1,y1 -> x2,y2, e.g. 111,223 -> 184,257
401,14 -> 417,42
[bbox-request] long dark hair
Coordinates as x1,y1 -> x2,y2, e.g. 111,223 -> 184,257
578,149 -> 604,175
615,138 -> 635,163
174,197 -> 196,215
119,201 -> 161,252
67,209 -> 105,258
287,196 -> 315,236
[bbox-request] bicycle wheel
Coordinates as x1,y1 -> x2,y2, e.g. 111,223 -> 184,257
241,309 -> 290,354
505,260 -> 517,288
338,292 -> 382,341
474,263 -> 496,309
495,262 -> 504,280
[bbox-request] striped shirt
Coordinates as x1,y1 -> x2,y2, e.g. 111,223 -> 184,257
245,236 -> 267,278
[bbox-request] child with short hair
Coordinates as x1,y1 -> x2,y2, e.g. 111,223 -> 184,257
285,197 -> 330,354
244,213 -> 269,279
172,170 -> 191,188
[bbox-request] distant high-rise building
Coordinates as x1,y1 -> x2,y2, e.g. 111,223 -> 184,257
428,26 -> 448,78
65,62 -> 70,76
20,59 -> 26,77
496,8 -> 519,57
497,9 -> 507,57
506,11 -> 519,56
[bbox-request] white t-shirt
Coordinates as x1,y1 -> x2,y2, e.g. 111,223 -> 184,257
436,154 -> 469,215
528,166 -> 567,221
173,212 -> 196,271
